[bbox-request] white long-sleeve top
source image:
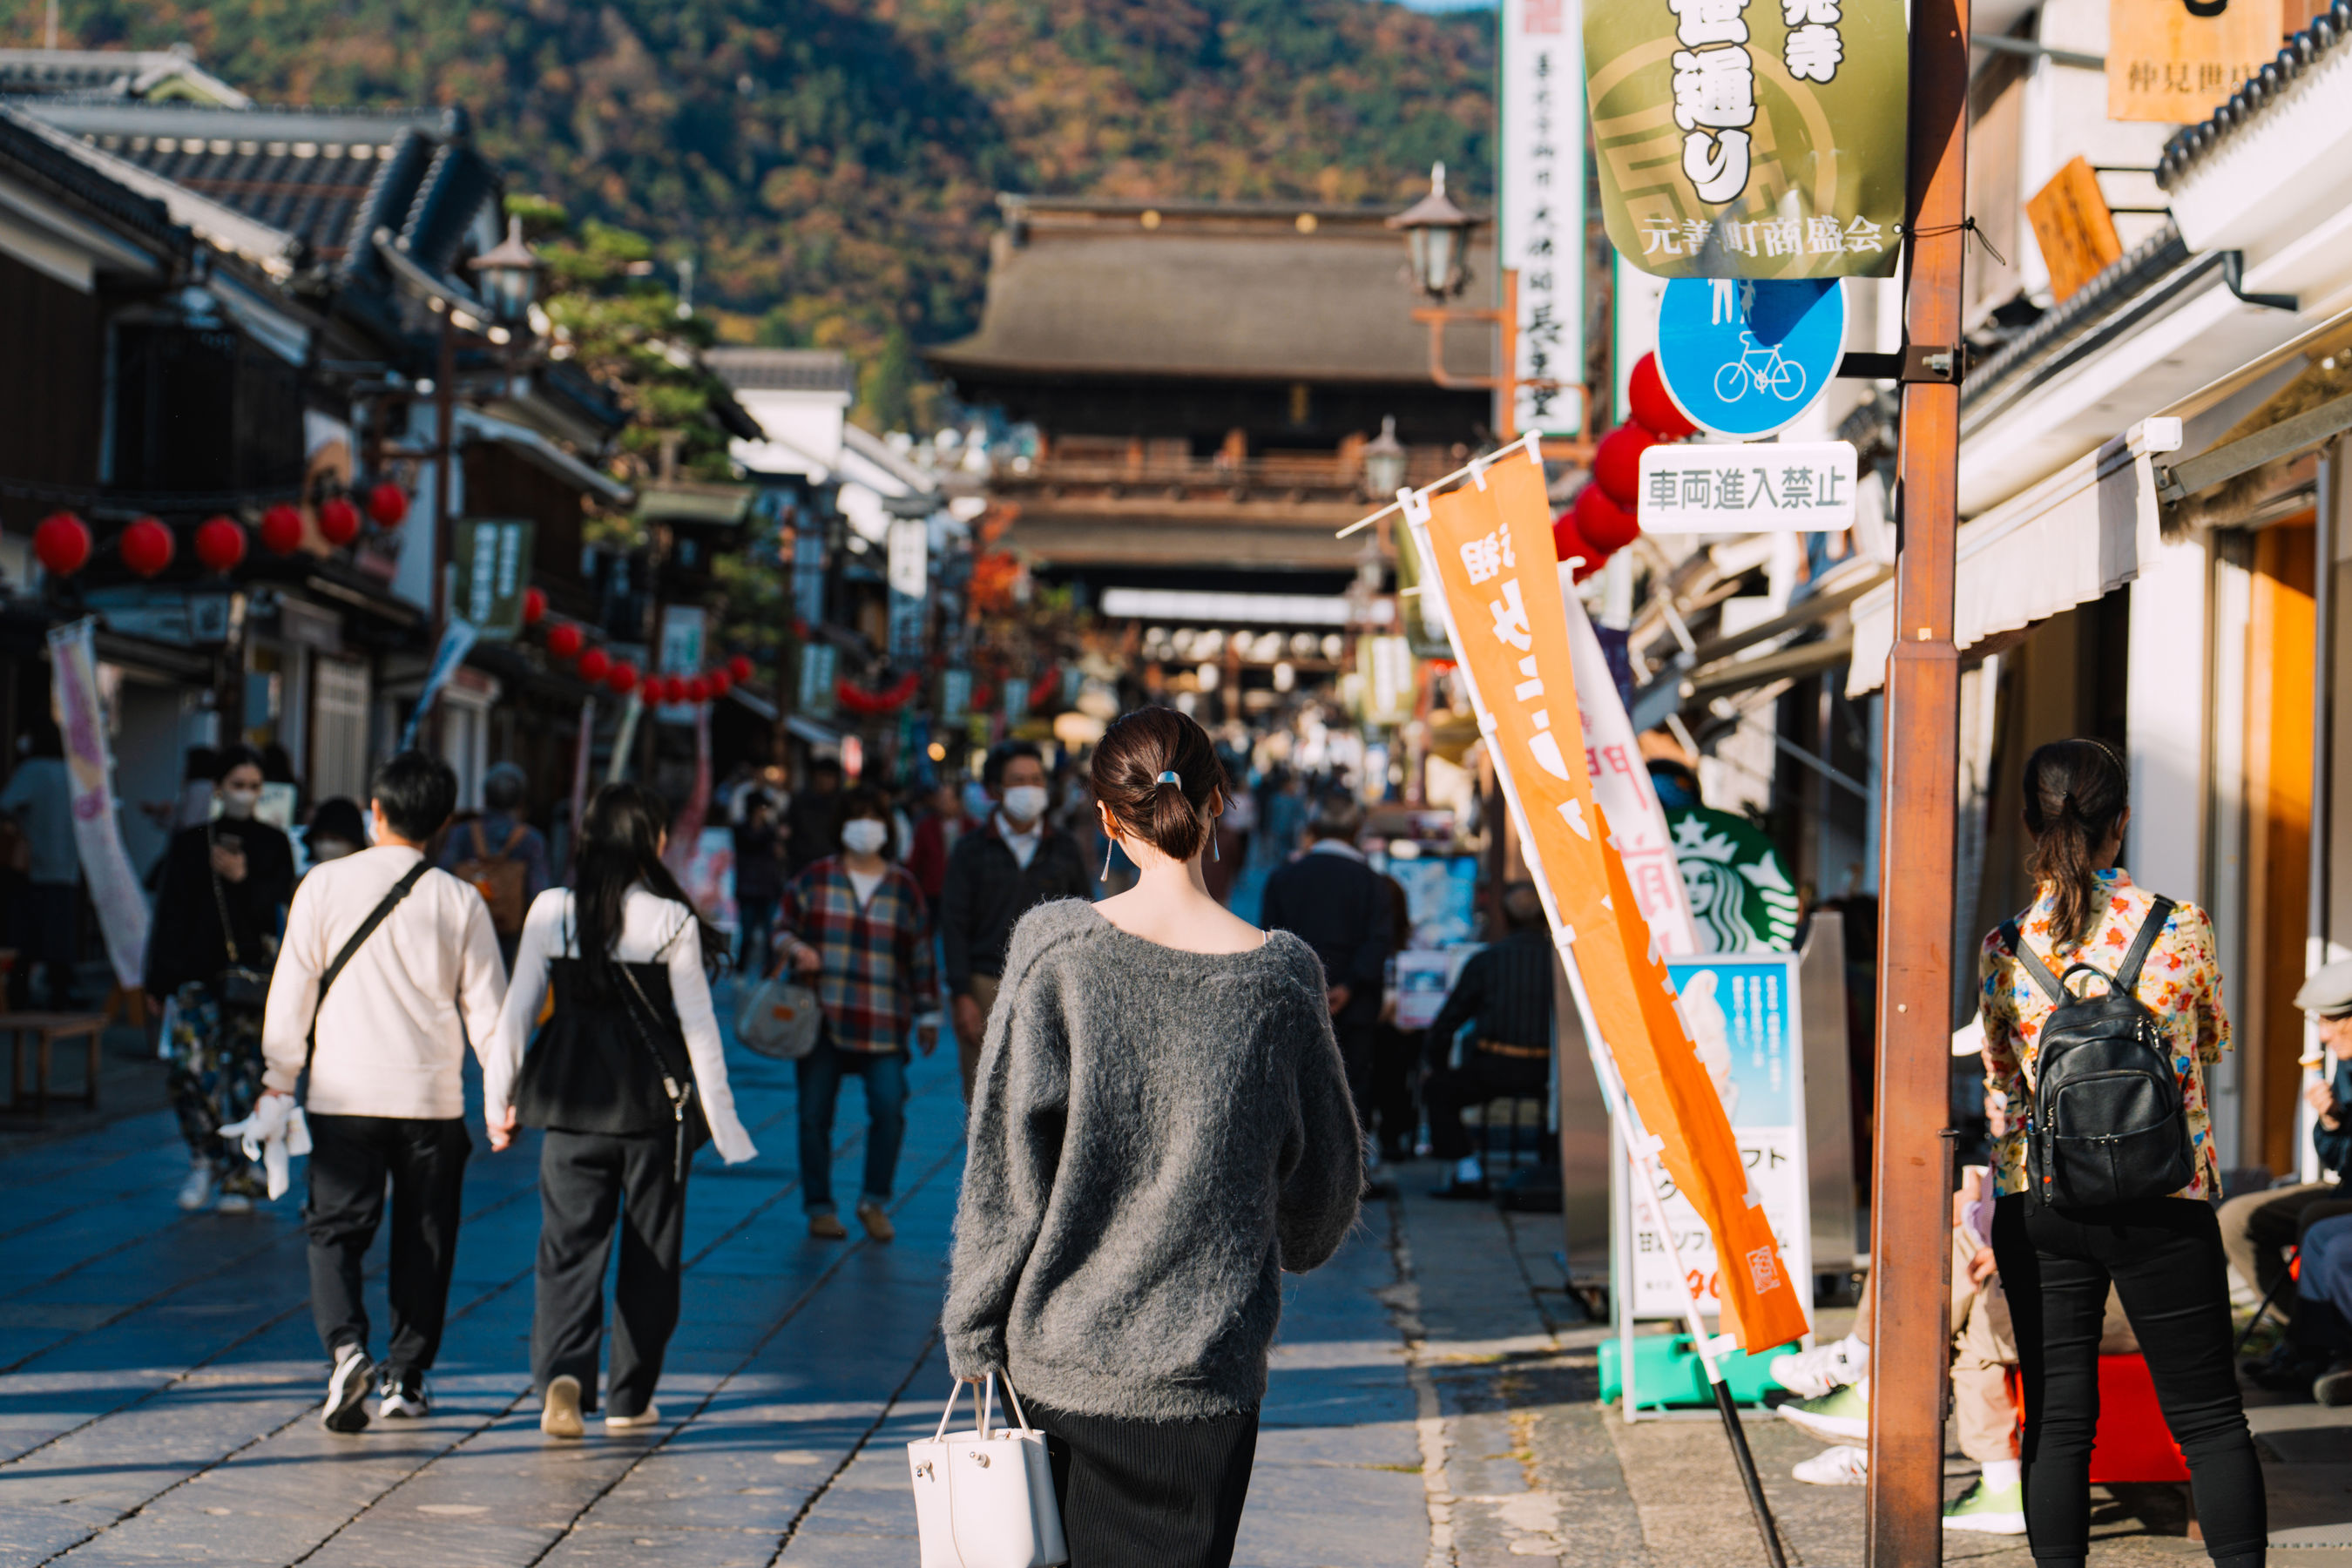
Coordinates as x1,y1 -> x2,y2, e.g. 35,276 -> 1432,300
486,886 -> 756,1164
260,845 -> 507,1119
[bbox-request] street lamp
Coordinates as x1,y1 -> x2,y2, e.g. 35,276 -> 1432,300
1387,163 -> 1478,300
468,215 -> 540,325
1362,415 -> 1409,497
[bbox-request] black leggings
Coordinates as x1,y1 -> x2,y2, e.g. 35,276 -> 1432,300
1030,1400 -> 1260,1568
1990,1192 -> 2264,1568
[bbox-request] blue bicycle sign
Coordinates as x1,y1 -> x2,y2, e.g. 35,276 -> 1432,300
1655,278 -> 1844,439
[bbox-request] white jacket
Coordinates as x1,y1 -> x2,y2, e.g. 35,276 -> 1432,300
486,886 -> 756,1163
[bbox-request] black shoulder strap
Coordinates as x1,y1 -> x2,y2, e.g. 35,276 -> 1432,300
2112,895 -> 2177,997
302,862 -> 432,1082
2000,918 -> 2066,1006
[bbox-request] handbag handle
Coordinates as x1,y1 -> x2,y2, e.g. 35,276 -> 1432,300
931,1371 -> 1035,1441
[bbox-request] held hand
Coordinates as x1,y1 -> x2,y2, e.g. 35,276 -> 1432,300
1326,983 -> 1350,1017
210,843 -> 248,883
1968,1245 -> 1998,1288
488,1105 -> 517,1152
952,993 -> 985,1045
791,944 -> 821,976
2306,1081 -> 2338,1124
916,1024 -> 939,1057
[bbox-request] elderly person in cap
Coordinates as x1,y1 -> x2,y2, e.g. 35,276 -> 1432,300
2222,954 -> 2352,1392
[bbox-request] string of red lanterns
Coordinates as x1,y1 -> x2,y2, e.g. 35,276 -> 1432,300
1553,351 -> 1696,581
522,597 -> 756,709
28,484 -> 411,582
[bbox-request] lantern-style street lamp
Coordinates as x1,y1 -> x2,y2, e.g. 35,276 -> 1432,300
468,215 -> 541,325
1386,163 -> 1480,301
1362,415 -> 1409,498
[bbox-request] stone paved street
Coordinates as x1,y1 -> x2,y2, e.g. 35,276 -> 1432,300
3,989 -> 2349,1567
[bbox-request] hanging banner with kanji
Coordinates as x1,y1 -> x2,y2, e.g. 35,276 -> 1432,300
1584,0 -> 1907,280
1503,0 -> 1585,436
1561,591 -> 1699,956
1417,447 -> 1810,1351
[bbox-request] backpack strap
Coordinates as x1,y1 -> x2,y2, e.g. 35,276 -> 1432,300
2112,895 -> 2178,997
302,861 -> 431,1086
501,823 -> 527,857
470,821 -> 489,861
2000,918 -> 2066,1006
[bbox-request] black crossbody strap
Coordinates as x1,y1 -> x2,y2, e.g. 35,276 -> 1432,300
2112,896 -> 2177,997
302,862 -> 431,1084
2000,918 -> 2066,1006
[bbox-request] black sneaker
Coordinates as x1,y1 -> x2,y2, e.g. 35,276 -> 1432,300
2315,1361 -> 2352,1407
321,1346 -> 374,1434
2244,1338 -> 2330,1393
377,1368 -> 429,1419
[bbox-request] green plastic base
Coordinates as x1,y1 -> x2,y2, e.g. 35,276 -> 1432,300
1598,1333 -> 1796,1409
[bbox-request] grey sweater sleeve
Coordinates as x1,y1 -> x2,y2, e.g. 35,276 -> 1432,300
1271,936 -> 1363,1274
941,908 -> 1073,1376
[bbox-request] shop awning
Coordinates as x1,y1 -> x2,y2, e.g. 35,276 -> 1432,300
1847,416 -> 2181,697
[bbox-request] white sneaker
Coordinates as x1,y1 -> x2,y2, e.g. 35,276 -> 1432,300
176,1161 -> 216,1212
321,1345 -> 374,1434
604,1404 -> 661,1430
1792,1444 -> 1869,1485
1768,1333 -> 1869,1398
541,1374 -> 585,1440
213,1193 -> 253,1214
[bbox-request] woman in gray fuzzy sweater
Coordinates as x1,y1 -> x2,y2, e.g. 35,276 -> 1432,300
943,707 -> 1362,1568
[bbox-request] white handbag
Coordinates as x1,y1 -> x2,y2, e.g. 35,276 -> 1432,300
733,974 -> 821,1059
906,1373 -> 1068,1568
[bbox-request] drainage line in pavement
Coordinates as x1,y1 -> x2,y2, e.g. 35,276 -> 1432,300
1379,1193 -> 1459,1568
763,1326 -> 943,1565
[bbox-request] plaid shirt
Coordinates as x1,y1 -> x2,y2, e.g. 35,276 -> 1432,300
777,857 -> 938,1054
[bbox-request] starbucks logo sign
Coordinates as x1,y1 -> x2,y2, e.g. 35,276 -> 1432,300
1668,807 -> 1800,952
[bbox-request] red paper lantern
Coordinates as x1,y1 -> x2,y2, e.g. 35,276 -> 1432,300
650,675 -> 677,704
318,496 -> 361,546
194,516 -> 247,573
1627,352 -> 1700,441
366,483 -> 409,528
547,622 -> 584,660
521,586 -> 547,625
32,512 -> 91,577
607,660 -> 639,696
728,654 -> 754,683
1592,425 -> 1660,507
707,669 -> 732,696
1576,483 -> 1641,554
120,516 -> 174,578
1551,508 -> 1595,572
577,646 -> 610,682
686,676 -> 712,704
259,504 -> 304,555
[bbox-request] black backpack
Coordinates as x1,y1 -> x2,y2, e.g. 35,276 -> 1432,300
2000,896 -> 2194,1209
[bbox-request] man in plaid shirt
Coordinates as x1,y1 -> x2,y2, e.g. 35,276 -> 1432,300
776,786 -> 938,1241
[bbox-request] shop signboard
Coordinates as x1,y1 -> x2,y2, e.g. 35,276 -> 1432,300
1504,0 -> 1585,435
1585,0 -> 1907,280
455,518 -> 533,639
798,641 -> 839,720
2108,0 -> 2281,123
1669,805 -> 1801,950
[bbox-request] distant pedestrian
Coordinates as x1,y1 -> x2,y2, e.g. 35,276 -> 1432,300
486,782 -> 755,1441
785,756 -> 845,875
1,719 -> 82,1010
442,761 -> 551,967
254,751 -> 505,1433
1981,739 -> 2262,1565
940,740 -> 1089,1100
300,798 -> 368,873
1421,882 -> 1553,1200
732,794 -> 785,973
774,786 -> 937,1241
146,743 -> 295,1214
1258,791 -> 1393,1169
944,706 -> 1359,1568
1368,868 -> 1419,1164
904,779 -> 965,922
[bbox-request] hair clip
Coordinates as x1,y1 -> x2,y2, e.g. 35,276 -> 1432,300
1156,770 -> 1181,787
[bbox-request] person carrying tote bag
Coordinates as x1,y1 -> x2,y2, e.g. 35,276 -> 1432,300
1981,739 -> 2265,1568
484,782 -> 756,1440
941,707 -> 1361,1568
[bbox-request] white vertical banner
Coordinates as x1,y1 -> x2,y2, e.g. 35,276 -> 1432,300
49,618 -> 148,990
887,517 -> 929,599
1503,0 -> 1586,436
1560,585 -> 1698,955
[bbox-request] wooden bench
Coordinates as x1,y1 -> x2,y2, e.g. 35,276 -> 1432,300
3,1012 -> 106,1119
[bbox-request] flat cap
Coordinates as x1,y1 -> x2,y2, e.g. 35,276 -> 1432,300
2295,956 -> 2352,1016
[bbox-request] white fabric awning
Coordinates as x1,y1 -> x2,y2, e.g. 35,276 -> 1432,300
1846,417 -> 2182,697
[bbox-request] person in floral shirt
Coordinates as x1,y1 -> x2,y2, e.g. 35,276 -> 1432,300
1980,738 -> 2262,1568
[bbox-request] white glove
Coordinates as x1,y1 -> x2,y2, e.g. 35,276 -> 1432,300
219,1095 -> 301,1200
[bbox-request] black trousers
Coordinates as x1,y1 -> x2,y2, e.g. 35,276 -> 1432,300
1334,1020 -> 1376,1134
532,1129 -> 686,1419
1031,1400 -> 1260,1568
1367,1022 -> 1420,1158
1423,1048 -> 1550,1163
304,1113 -> 471,1374
1990,1192 -> 2265,1568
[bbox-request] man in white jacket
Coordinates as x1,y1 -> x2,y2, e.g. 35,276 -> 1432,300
255,751 -> 506,1434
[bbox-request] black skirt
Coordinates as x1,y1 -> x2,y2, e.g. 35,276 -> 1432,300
1029,1400 -> 1260,1568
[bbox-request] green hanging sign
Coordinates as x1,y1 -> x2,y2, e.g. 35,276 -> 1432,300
1585,0 -> 1907,280
1668,805 -> 1801,950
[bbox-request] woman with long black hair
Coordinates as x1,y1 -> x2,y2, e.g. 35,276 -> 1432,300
485,782 -> 755,1439
1981,738 -> 2264,1568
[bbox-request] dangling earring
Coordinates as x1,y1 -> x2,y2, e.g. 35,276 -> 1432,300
1101,835 -> 1115,881
1211,830 -> 1220,862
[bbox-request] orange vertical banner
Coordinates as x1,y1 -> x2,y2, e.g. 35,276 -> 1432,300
1418,445 -> 1809,1353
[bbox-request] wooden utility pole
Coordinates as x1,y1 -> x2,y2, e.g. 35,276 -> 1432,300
1867,0 -> 1970,1561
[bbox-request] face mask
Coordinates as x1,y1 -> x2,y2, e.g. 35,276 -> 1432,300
220,787 -> 260,819
310,838 -> 354,862
1001,786 -> 1049,825
840,819 -> 890,855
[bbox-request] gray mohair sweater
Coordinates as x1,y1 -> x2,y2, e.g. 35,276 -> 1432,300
942,898 -> 1362,1421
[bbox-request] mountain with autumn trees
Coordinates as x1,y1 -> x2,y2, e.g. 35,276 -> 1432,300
11,0 -> 1498,427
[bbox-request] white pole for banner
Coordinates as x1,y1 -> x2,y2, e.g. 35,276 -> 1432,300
1402,459 -> 1788,1568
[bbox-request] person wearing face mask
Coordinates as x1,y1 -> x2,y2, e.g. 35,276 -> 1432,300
300,798 -> 368,875
145,743 -> 297,1213
774,785 -> 938,1240
940,740 -> 1092,1101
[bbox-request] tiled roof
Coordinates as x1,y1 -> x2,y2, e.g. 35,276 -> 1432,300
0,47 -> 248,106
2157,0 -> 2351,189
704,347 -> 857,395
0,106 -> 189,259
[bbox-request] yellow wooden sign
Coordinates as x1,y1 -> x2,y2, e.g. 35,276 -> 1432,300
2108,0 -> 2283,123
2025,156 -> 2125,303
